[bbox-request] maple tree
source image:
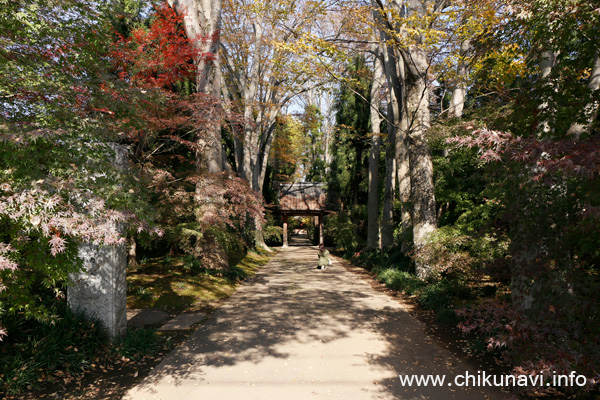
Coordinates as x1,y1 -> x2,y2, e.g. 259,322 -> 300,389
110,1 -> 263,265
422,1 -> 600,390
0,0 -> 161,338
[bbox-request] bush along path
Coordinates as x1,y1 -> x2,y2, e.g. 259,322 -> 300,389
124,245 -> 503,400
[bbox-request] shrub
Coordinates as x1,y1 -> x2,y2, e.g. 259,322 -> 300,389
0,305 -> 107,394
183,254 -> 202,274
417,280 -> 454,312
375,268 -> 425,295
112,328 -> 166,361
224,265 -> 247,281
324,211 -> 361,253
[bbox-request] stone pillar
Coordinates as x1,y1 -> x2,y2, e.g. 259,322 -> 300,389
318,214 -> 324,246
282,215 -> 289,248
68,143 -> 128,340
68,242 -> 127,339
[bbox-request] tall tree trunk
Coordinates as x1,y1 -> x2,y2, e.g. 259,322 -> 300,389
374,1 -> 416,252
381,98 -> 397,249
449,39 -> 470,119
367,52 -> 384,249
168,0 -> 224,173
403,70 -> 437,277
397,122 -> 412,252
568,51 -> 600,136
399,39 -> 437,277
392,48 -> 412,253
537,49 -> 558,135
376,23 -> 400,249
168,0 -> 228,268
404,74 -> 436,241
376,0 -> 436,277
380,34 -> 412,252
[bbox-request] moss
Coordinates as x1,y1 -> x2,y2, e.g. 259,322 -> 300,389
127,251 -> 274,314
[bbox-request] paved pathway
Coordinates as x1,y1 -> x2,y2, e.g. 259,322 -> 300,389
124,246 -> 503,400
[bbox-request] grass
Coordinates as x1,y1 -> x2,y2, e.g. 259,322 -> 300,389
127,250 -> 273,314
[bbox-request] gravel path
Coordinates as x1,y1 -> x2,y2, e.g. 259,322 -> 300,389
124,245 -> 503,400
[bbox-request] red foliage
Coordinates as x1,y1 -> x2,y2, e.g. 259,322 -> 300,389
449,128 -> 600,394
457,298 -> 600,392
111,2 -> 202,89
447,128 -> 600,180
448,128 -> 600,222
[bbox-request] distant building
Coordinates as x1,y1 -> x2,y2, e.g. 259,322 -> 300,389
272,182 -> 328,247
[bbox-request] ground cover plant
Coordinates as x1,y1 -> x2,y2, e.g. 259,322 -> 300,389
0,249 -> 273,398
0,305 -> 168,396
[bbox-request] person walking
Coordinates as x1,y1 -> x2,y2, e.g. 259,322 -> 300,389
317,244 -> 330,270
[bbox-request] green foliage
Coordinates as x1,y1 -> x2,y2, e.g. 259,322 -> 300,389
418,278 -> 472,311
324,211 -> 361,253
373,268 -> 425,295
370,265 -> 472,325
352,246 -> 412,272
0,301 -> 168,395
112,328 -> 166,361
0,1 -> 160,333
424,118 -> 511,282
182,254 -> 247,281
328,56 -> 372,210
299,104 -> 328,182
262,212 -> 283,246
353,247 -> 474,326
183,254 -> 202,274
223,265 -> 248,282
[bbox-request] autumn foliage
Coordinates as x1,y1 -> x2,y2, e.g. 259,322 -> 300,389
109,2 -> 263,261
111,3 -> 200,89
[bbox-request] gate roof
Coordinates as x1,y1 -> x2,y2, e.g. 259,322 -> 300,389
278,182 -> 326,211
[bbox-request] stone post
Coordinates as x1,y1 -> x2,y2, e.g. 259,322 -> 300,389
282,214 -> 289,248
68,143 -> 128,340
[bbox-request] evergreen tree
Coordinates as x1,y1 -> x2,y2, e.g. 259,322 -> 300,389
328,56 -> 372,211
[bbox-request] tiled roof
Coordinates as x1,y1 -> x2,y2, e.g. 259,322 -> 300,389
279,182 -> 326,211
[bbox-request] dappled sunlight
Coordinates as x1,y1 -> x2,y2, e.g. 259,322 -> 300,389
125,246 -> 502,400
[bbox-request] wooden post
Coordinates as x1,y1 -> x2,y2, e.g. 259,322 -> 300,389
318,213 -> 324,246
282,214 -> 289,248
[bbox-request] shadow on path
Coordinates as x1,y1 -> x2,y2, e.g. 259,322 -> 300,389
124,246 -> 503,400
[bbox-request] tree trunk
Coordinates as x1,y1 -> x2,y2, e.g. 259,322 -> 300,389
381,98 -> 397,249
568,51 -> 600,136
128,233 -> 138,267
404,72 -> 437,277
449,39 -> 470,118
537,49 -> 558,135
375,3 -> 414,252
168,0 -> 228,269
367,52 -> 384,249
398,34 -> 437,276
168,0 -> 224,173
397,126 -> 412,252
391,48 -> 412,253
